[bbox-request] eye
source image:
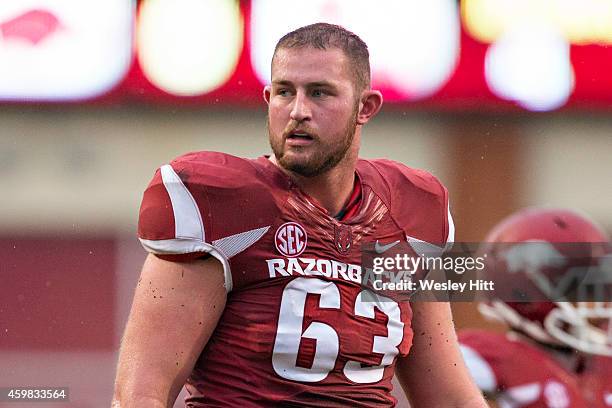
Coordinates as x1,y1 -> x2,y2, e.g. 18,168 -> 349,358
311,89 -> 325,97
277,88 -> 291,97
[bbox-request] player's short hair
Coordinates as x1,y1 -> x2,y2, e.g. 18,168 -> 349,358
273,23 -> 371,92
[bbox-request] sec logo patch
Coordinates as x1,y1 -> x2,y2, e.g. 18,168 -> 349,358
275,222 -> 307,257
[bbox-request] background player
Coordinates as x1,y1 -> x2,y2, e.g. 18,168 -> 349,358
459,207 -> 612,407
112,23 -> 486,407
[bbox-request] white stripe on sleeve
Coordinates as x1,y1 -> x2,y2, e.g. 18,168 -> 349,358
160,164 -> 205,242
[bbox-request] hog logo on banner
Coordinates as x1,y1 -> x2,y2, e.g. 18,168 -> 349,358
0,1 -> 133,101
275,222 -> 307,257
0,9 -> 63,45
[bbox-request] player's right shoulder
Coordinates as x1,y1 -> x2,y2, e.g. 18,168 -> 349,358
167,150 -> 261,188
138,151 -> 280,268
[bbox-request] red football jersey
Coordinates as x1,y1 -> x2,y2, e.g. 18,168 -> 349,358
138,152 -> 453,407
579,355 -> 612,408
459,330 -> 587,408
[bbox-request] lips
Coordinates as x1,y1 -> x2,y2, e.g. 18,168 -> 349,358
287,132 -> 313,141
286,131 -> 315,146
0,9 -> 63,45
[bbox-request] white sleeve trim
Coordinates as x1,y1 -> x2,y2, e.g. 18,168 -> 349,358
446,202 -> 455,251
139,237 -> 233,292
212,226 -> 270,259
459,344 -> 498,393
160,164 -> 205,242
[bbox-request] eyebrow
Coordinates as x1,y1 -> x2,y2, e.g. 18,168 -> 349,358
271,80 -> 336,88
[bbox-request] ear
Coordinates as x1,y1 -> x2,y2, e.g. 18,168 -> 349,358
263,85 -> 271,105
356,90 -> 383,125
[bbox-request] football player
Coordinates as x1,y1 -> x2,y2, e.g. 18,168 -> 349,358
113,23 -> 486,407
459,208 -> 612,407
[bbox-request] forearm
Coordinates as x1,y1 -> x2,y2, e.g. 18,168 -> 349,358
113,349 -> 186,407
111,392 -> 167,408
397,302 -> 488,407
448,395 -> 488,408
398,370 -> 487,408
112,309 -> 193,407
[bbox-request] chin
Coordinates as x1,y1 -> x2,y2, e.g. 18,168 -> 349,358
279,155 -> 319,176
280,149 -> 310,163
279,156 -> 309,171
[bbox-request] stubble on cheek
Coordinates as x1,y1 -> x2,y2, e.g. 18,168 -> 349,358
267,116 -> 285,161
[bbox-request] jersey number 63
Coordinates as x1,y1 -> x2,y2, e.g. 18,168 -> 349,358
272,277 -> 404,384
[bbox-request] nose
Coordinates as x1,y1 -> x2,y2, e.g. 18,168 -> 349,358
289,92 -> 311,122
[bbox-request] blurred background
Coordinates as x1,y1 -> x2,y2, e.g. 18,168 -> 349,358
1,0 -> 611,406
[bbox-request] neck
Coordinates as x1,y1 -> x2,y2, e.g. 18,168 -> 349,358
292,159 -> 357,216
271,142 -> 359,217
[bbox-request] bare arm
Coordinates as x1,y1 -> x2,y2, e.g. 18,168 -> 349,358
112,254 -> 227,407
395,302 -> 487,408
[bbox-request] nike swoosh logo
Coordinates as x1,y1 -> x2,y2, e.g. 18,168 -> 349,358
374,240 -> 400,254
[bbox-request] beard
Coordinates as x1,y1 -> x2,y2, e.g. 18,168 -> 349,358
268,103 -> 359,178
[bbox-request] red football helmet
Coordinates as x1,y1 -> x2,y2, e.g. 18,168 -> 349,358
477,208 -> 612,356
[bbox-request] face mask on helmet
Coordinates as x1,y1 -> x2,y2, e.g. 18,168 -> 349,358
477,208 -> 612,356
